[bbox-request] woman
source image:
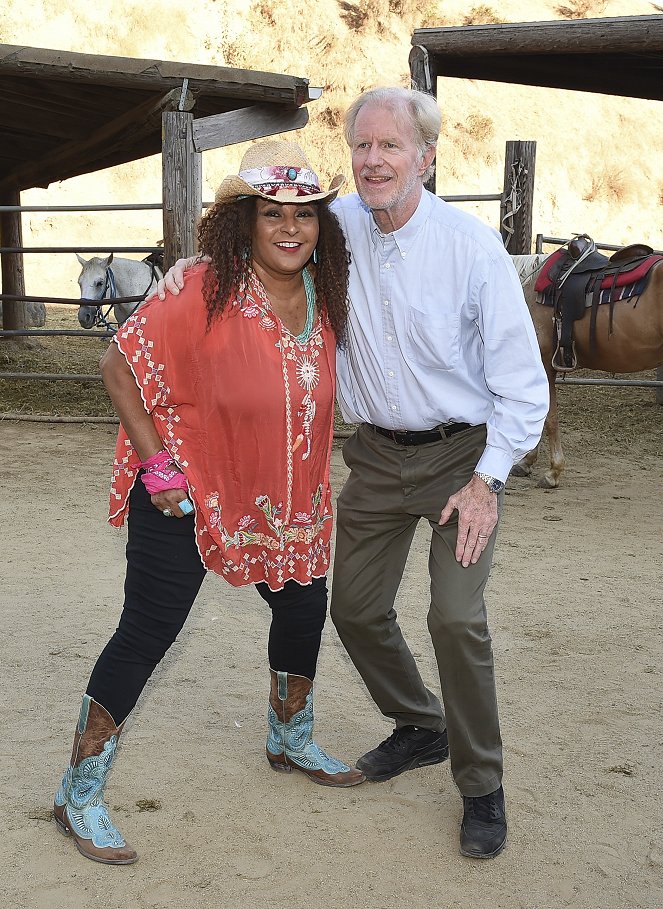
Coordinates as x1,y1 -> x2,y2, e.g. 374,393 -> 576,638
53,140 -> 364,867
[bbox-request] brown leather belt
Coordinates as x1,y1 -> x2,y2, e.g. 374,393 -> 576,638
373,423 -> 471,446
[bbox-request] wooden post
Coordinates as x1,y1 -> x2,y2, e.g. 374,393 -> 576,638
500,140 -> 536,254
162,112 -> 202,271
0,186 -> 28,337
409,45 -> 439,195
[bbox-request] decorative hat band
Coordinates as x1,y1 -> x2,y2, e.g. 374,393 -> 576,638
238,165 -> 322,197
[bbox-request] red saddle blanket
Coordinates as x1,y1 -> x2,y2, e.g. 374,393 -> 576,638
534,249 -> 663,294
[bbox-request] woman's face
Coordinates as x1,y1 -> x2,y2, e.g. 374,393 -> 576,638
251,199 -> 319,278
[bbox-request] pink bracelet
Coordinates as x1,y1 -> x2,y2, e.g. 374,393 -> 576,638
140,449 -> 189,495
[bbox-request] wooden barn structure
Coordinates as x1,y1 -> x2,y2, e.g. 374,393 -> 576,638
410,14 -> 663,255
0,44 -> 321,332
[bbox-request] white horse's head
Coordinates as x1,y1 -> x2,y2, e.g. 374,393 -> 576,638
77,253 -> 114,328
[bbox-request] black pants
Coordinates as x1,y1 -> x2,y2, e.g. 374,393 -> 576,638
87,481 -> 328,725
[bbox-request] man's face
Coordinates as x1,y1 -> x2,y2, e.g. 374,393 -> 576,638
350,103 -> 434,231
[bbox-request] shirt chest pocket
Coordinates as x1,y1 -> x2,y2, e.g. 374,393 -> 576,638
406,307 -> 460,371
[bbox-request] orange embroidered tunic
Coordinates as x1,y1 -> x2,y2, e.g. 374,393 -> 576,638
108,263 -> 336,591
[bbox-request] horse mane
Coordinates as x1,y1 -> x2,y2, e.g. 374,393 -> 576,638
511,253 -> 548,287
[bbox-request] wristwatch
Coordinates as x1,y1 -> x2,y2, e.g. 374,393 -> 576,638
474,471 -> 505,494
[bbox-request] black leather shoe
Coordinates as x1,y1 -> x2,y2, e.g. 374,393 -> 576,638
460,785 -> 507,859
356,725 -> 449,782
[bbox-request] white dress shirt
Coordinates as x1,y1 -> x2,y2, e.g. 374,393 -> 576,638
331,190 -> 549,482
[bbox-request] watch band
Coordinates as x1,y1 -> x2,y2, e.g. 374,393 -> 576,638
474,471 -> 505,494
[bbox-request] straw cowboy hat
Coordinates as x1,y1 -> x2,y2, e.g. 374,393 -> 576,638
214,140 -> 345,205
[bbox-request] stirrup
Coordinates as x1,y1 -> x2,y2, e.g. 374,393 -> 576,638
552,342 -> 577,372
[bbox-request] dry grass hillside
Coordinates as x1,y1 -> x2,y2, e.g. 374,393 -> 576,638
1,0 -> 662,300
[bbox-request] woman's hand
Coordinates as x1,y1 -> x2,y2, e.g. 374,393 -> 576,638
151,490 -> 193,518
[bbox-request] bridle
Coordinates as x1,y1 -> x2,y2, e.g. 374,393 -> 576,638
82,259 -> 161,333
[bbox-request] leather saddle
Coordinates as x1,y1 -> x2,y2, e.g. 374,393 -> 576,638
534,234 -> 662,370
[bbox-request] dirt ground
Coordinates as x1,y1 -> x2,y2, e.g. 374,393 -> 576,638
1,386 -> 662,909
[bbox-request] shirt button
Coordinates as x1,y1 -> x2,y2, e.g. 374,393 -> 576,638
401,253 -> 406,259
384,300 -> 390,306
391,405 -> 397,411
388,370 -> 395,377
384,263 -> 391,269
386,335 -> 393,342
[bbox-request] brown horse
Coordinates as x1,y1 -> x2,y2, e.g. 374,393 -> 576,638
511,251 -> 663,488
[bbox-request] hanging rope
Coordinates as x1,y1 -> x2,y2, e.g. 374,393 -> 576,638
501,159 -> 527,250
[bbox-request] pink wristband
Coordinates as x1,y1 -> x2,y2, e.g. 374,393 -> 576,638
140,449 -> 189,495
140,449 -> 172,471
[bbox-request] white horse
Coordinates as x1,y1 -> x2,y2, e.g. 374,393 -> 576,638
76,252 -> 163,330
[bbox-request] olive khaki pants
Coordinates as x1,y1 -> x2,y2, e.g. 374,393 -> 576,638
330,424 -> 503,797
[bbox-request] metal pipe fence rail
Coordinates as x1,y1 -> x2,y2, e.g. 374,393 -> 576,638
0,247 -> 162,254
1,372 -> 660,386
535,233 -> 663,255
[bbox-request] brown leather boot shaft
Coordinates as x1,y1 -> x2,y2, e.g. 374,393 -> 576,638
71,698 -> 123,766
268,669 -> 312,723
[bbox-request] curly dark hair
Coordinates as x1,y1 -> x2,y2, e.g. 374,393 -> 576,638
197,197 -> 350,341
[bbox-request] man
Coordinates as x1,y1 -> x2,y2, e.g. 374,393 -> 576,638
157,87 -> 549,859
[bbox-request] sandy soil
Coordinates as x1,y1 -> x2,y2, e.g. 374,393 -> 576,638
1,400 -> 662,909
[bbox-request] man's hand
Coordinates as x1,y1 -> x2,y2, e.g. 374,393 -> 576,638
148,255 -> 209,301
438,474 -> 499,568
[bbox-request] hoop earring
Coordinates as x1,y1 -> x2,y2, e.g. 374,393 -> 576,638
312,248 -> 318,265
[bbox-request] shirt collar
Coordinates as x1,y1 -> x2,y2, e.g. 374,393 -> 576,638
370,190 -> 432,256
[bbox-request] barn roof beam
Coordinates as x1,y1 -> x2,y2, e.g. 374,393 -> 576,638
0,45 -> 311,107
411,15 -> 663,102
412,15 -> 663,56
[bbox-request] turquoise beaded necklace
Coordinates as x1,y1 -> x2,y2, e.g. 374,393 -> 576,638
294,267 -> 316,344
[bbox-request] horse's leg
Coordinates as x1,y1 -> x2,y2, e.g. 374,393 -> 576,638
539,371 -> 565,489
511,445 -> 539,477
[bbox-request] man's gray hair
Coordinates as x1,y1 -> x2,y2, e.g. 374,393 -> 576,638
343,87 -> 441,183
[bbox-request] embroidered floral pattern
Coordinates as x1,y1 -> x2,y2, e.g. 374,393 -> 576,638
200,487 -> 330,554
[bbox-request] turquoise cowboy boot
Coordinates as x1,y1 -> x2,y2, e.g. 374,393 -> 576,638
266,669 -> 365,787
53,694 -> 137,864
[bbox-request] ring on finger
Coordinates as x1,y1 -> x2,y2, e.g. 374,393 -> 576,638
162,508 -> 174,518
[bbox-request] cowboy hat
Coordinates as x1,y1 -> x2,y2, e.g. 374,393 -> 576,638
214,140 -> 345,205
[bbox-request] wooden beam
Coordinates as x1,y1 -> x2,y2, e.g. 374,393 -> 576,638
409,44 -> 439,94
500,141 -> 536,255
1,88 -> 194,192
0,44 -> 311,105
162,112 -> 202,270
412,15 -> 663,55
192,104 -> 309,152
409,46 -> 440,194
0,186 -> 27,336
